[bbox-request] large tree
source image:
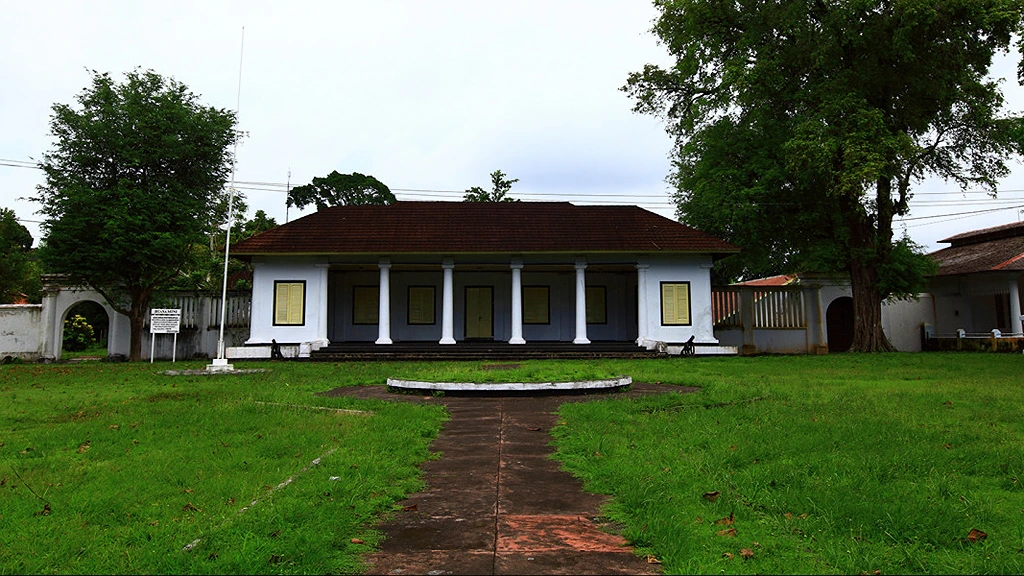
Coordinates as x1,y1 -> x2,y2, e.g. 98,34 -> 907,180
0,207 -> 39,303
35,69 -> 238,360
463,169 -> 520,202
287,171 -> 395,211
625,0 -> 1024,351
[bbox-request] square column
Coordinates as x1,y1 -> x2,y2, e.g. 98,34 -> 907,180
574,260 -> 590,344
509,260 -> 526,344
635,262 -> 649,345
376,258 -> 392,345
315,263 -> 330,346
440,259 -> 456,344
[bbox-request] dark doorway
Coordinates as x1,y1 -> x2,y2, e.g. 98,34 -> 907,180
826,297 -> 854,353
61,300 -> 110,358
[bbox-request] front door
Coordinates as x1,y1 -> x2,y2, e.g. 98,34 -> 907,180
465,286 -> 493,339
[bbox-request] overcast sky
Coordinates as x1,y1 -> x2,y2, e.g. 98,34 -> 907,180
3,0 -> 1024,255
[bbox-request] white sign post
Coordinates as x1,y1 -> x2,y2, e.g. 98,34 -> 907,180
150,309 -> 182,364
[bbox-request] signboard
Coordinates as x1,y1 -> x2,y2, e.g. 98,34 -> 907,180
150,309 -> 181,334
149,308 -> 181,363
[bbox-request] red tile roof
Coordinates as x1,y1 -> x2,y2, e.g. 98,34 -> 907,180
231,202 -> 738,257
735,274 -> 796,287
930,221 -> 1024,276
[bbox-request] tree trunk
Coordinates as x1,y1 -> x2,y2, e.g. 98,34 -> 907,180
848,260 -> 895,352
844,178 -> 897,352
127,287 -> 152,362
128,303 -> 144,362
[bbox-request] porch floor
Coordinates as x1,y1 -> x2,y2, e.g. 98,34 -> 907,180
309,341 -> 665,362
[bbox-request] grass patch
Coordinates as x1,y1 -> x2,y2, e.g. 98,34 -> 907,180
0,362 -> 446,574
4,355 -> 1024,574
390,360 -> 622,384
60,341 -> 108,360
552,354 -> 1024,574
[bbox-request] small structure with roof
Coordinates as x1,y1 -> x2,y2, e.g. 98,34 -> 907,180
228,201 -> 738,358
928,221 -> 1024,339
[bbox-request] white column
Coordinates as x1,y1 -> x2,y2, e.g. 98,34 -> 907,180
509,260 -> 525,344
573,260 -> 590,344
636,262 -> 649,345
315,263 -> 329,347
440,259 -> 456,344
814,286 -> 827,352
40,282 -> 59,360
375,258 -> 392,345
1010,278 -> 1023,335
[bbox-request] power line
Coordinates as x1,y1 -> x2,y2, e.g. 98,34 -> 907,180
898,204 -> 1024,224
6,156 -> 1024,199
5,157 -> 1024,220
0,159 -> 39,169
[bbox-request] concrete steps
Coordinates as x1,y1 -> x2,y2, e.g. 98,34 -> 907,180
308,341 -> 665,362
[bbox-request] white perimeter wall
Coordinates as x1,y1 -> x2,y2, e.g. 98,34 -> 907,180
0,305 -> 44,360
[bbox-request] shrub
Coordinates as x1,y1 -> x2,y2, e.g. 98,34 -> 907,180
62,314 -> 94,351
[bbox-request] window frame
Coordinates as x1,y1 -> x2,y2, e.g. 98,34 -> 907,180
273,280 -> 306,326
522,285 -> 551,325
352,285 -> 380,325
407,285 -> 437,325
660,281 -> 692,326
586,285 -> 607,325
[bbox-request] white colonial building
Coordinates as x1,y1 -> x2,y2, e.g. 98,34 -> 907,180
228,202 -> 738,358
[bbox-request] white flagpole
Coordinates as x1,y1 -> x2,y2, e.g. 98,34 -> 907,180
209,27 -> 245,372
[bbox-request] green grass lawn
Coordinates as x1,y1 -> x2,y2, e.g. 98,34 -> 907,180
1,354 -> 1022,574
0,362 -> 447,574
552,354 -> 1024,574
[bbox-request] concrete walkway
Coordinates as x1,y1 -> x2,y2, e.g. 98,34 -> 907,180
322,383 -> 693,575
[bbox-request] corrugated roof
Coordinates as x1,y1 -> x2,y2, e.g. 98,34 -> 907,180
231,201 -> 739,256
931,221 -> 1024,276
939,220 -> 1024,247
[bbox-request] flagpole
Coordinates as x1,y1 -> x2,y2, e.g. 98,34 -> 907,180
208,27 -> 245,372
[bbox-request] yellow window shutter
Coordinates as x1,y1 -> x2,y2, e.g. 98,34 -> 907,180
274,282 -> 304,325
661,283 -> 690,325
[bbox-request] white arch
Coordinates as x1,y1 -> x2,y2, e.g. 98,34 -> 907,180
42,284 -> 130,360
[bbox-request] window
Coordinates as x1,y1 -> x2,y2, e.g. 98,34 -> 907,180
407,286 -> 436,325
586,286 -> 606,324
523,286 -> 550,324
273,281 -> 305,326
661,282 -> 691,326
352,285 -> 379,325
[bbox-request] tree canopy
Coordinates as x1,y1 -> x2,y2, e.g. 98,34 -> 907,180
0,207 -> 40,304
463,170 -> 520,202
624,0 -> 1024,351
35,69 -> 238,360
287,171 -> 395,210
170,208 -> 278,293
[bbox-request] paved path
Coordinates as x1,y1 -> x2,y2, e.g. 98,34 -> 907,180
323,384 -> 693,575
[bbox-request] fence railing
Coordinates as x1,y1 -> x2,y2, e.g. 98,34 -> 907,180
712,286 -> 807,330
209,294 -> 251,328
145,291 -> 251,329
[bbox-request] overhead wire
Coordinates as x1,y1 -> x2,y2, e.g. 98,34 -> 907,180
4,155 -> 1024,225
